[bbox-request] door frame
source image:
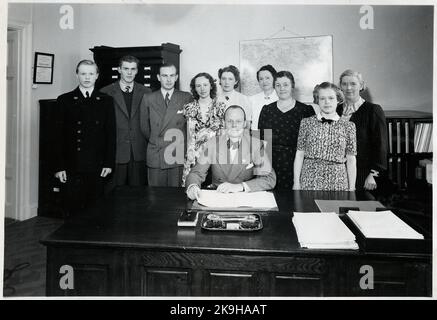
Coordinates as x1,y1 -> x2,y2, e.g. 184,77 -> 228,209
7,19 -> 34,220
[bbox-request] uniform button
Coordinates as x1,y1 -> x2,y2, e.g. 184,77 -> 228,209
77,139 -> 81,142
77,147 -> 81,151
77,121 -> 82,125
77,130 -> 81,134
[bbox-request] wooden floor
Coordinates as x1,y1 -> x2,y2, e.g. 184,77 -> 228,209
3,216 -> 64,297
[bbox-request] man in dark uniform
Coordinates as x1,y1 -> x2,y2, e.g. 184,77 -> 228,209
100,55 -> 151,192
53,59 -> 116,215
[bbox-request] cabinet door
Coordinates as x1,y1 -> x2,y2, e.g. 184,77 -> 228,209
141,268 -> 191,296
205,271 -> 255,296
272,274 -> 324,296
345,259 -> 431,297
46,247 -> 125,296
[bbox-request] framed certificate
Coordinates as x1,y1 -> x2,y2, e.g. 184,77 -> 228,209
33,52 -> 54,84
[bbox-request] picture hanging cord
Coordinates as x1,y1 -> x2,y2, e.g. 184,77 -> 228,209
266,26 -> 303,39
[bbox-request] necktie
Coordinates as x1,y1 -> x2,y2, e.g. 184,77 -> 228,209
227,139 -> 240,150
125,86 -> 131,93
165,92 -> 170,108
85,91 -> 90,99
320,117 -> 334,124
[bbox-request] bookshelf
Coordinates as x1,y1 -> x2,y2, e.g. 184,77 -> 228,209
384,110 -> 432,190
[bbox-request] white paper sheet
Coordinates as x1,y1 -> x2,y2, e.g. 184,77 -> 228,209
292,212 -> 358,250
346,210 -> 424,239
197,190 -> 278,209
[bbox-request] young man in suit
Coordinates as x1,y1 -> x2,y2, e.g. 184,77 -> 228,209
140,63 -> 193,187
100,55 -> 151,191
53,60 -> 116,215
185,105 -> 276,200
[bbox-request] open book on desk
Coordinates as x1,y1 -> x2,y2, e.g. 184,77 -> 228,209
192,190 -> 278,211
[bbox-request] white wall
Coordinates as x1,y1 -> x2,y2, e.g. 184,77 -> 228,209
74,4 -> 433,112
6,3 -> 434,219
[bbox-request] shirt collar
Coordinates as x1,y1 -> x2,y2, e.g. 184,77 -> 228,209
317,113 -> 340,122
222,90 -> 235,100
264,90 -> 278,101
119,81 -> 134,93
79,86 -> 94,98
345,97 -> 365,111
161,88 -> 175,99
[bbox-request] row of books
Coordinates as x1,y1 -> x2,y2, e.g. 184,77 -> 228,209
414,122 -> 433,153
388,156 -> 407,188
388,120 -> 433,154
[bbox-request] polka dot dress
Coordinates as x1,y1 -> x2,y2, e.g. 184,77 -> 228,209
258,101 -> 315,189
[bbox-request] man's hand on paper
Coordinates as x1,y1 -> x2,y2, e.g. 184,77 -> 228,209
216,182 -> 244,193
187,184 -> 201,200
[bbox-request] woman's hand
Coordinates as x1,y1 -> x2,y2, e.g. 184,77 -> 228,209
293,182 -> 301,190
364,173 -> 377,190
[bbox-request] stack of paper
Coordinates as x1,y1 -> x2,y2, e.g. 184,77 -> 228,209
346,210 -> 424,239
292,212 -> 358,249
196,190 -> 278,210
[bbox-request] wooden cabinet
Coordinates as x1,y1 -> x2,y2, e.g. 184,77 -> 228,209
90,43 -> 182,91
45,246 -> 431,297
38,99 -> 65,218
42,188 -> 431,297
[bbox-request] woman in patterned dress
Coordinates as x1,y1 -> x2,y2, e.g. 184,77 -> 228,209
258,71 -> 315,189
293,82 -> 357,191
181,72 -> 226,186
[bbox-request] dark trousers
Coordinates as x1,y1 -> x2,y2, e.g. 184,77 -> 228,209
62,171 -> 104,216
105,159 -> 147,193
148,166 -> 183,187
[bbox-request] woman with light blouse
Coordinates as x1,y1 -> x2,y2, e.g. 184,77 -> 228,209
249,65 -> 279,130
217,65 -> 252,127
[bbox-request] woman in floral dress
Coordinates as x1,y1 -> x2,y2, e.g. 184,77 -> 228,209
181,72 -> 226,186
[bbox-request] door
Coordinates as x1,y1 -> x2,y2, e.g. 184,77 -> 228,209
5,29 -> 19,219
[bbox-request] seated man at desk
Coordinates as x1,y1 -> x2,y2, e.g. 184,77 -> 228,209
185,105 -> 276,200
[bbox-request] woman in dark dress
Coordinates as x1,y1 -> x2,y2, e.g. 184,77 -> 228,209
337,69 -> 388,191
258,71 -> 315,189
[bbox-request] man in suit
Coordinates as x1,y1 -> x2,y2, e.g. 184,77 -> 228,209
185,105 -> 276,200
53,60 -> 116,215
140,63 -> 193,187
100,55 -> 151,191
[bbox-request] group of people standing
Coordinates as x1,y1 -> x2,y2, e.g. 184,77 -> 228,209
53,55 -> 387,214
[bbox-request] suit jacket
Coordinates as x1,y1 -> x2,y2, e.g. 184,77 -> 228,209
185,133 -> 276,192
53,87 -> 116,174
100,82 -> 151,164
140,89 -> 193,169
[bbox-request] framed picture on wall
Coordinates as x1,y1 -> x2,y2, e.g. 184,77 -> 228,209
33,52 -> 54,84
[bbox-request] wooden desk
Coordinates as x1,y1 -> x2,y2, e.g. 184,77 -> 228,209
41,187 -> 431,296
